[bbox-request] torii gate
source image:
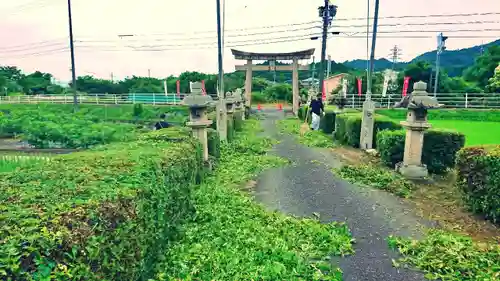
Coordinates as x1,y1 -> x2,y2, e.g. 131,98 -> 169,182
231,48 -> 315,115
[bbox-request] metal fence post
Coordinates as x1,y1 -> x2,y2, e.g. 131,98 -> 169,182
132,93 -> 136,104
153,93 -> 156,105
114,94 -> 118,105
465,93 -> 468,109
95,94 -> 99,105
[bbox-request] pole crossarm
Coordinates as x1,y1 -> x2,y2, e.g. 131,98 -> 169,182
230,49 -> 315,60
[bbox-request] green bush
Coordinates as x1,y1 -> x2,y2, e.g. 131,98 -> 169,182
0,128 -> 203,280
207,128 -> 221,159
320,111 -> 336,134
227,115 -> 235,142
251,92 -> 268,104
377,129 -> 466,174
456,145 -> 500,223
335,113 -> 401,148
233,111 -> 244,131
298,106 -> 307,121
377,108 -> 500,122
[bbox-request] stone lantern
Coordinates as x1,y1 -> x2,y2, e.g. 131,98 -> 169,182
225,92 -> 236,121
395,81 -> 442,179
232,89 -> 244,121
182,81 -> 214,162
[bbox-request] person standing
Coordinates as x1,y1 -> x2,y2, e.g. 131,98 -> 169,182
309,95 -> 324,131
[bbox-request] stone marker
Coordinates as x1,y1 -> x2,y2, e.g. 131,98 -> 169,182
232,89 -> 244,120
394,81 -> 442,179
182,81 -> 214,161
225,91 -> 236,120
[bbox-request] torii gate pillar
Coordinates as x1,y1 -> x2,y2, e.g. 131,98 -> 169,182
245,59 -> 252,107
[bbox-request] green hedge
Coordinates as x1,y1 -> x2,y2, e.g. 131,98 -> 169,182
0,128 -> 203,280
377,108 -> 500,122
234,111 -> 244,132
320,111 -> 336,134
377,129 -> 465,174
207,128 -> 221,159
456,146 -> 500,223
334,113 -> 402,148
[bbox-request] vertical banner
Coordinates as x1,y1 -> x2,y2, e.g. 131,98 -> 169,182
322,80 -> 327,101
402,76 -> 410,97
342,78 -> 348,98
176,80 -> 180,96
201,80 -> 206,95
357,78 -> 362,96
382,75 -> 389,97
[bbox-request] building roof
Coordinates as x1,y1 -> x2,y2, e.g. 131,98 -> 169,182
231,49 -> 315,60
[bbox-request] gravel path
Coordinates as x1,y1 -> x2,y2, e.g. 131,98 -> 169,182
254,110 -> 429,281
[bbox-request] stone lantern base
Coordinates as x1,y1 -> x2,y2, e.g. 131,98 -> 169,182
395,162 -> 428,180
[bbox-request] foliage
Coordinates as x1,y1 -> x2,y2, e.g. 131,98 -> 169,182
456,145 -> 500,223
233,111 -> 244,131
0,128 -> 203,280
298,106 -> 308,121
320,111 -> 336,134
207,128 -> 221,159
263,83 -> 293,103
334,164 -> 415,198
376,108 -> 500,122
0,154 -> 51,173
154,119 -> 353,280
486,69 -> 500,93
278,118 -> 335,148
464,45 -> 500,89
376,129 -> 465,174
227,115 -> 235,142
388,230 -> 500,281
132,103 -> 144,118
334,113 -> 402,148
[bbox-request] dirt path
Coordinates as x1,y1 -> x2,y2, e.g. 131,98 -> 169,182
254,110 -> 429,281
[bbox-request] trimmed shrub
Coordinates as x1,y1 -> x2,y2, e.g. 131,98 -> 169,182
335,113 -> 401,148
0,128 -> 203,280
377,108 -> 500,122
233,111 -> 244,131
377,129 -> 466,174
298,106 -> 307,121
320,111 -> 336,134
227,115 -> 235,142
456,145 -> 500,223
207,128 -> 221,159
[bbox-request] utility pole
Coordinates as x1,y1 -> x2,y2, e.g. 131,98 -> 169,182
433,32 -> 448,97
67,0 -> 77,110
148,69 -> 151,78
318,0 -> 337,96
327,55 -> 332,78
311,56 -> 316,88
366,0 -> 370,75
216,0 -> 227,141
359,0 -> 380,150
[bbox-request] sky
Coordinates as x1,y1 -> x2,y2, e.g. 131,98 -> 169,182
0,0 -> 499,82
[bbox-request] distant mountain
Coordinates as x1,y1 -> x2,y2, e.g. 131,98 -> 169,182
342,39 -> 500,77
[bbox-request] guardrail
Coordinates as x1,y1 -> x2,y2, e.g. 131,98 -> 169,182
346,93 -> 500,109
0,93 -> 220,106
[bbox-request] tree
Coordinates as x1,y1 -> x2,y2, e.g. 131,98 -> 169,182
18,71 -> 53,95
464,45 -> 500,89
486,71 -> 500,93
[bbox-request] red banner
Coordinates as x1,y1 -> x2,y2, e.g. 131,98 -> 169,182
201,80 -> 206,96
357,78 -> 362,96
322,80 -> 326,101
402,76 -> 410,97
176,80 -> 180,96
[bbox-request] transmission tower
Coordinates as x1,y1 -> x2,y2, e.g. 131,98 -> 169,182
389,45 -> 402,70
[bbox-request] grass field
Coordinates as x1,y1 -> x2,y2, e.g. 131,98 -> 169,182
429,120 -> 500,146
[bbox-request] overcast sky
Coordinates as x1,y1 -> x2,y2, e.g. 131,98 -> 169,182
1,0 -> 499,82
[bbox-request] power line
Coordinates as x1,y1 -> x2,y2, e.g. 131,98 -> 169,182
331,19 -> 500,29
334,11 -> 500,21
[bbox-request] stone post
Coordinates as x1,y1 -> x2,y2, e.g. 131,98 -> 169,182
292,58 -> 300,116
225,92 -> 236,122
233,88 -> 244,120
395,81 -> 442,180
359,99 -> 375,150
245,59 -> 253,107
182,82 -> 214,162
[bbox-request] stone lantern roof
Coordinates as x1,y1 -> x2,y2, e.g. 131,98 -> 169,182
407,81 -> 442,110
182,82 -> 214,108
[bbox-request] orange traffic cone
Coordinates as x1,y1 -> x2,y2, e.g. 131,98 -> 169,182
257,104 -> 262,111
278,103 -> 283,111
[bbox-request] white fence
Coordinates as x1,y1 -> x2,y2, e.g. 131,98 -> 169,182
0,93 -> 220,106
346,93 -> 500,109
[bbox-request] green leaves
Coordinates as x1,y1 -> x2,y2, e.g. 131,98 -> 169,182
388,230 -> 500,280
154,119 -> 353,280
277,118 -> 335,148
334,164 -> 415,198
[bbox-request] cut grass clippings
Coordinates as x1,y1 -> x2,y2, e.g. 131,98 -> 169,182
333,164 -> 415,198
388,230 -> 500,281
155,119 -> 354,280
277,118 -> 335,148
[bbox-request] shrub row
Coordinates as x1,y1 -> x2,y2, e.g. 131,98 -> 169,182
376,108 -> 500,122
0,128 -> 203,280
456,145 -> 500,223
377,129 -> 465,174
334,113 -> 402,148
